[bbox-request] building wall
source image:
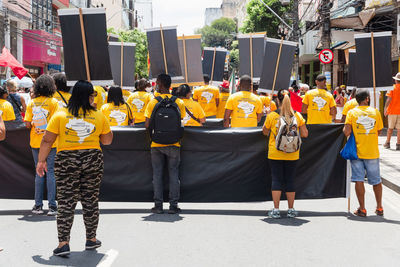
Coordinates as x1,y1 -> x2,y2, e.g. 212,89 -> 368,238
69,0 -> 88,7
205,7 -> 222,26
134,0 -> 153,30
205,0 -> 249,27
91,0 -> 131,30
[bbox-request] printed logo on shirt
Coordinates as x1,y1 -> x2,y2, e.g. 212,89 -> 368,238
110,110 -> 127,126
65,118 -> 96,143
356,116 -> 376,135
312,96 -> 327,110
131,98 -> 145,111
183,112 -> 191,125
201,91 -> 213,103
238,101 -> 255,118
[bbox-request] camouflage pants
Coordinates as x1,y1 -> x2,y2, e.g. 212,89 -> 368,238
54,149 -> 104,242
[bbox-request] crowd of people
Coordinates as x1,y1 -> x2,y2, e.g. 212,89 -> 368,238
0,70 -> 399,257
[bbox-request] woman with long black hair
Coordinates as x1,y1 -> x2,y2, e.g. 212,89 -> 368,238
102,86 -> 134,126
36,80 -> 113,256
263,89 -> 308,219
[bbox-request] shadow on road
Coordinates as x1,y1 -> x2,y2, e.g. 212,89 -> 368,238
32,250 -> 105,267
347,214 -> 400,225
142,213 -> 184,223
261,217 -> 310,226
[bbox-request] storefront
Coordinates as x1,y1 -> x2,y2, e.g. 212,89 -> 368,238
23,30 -> 61,78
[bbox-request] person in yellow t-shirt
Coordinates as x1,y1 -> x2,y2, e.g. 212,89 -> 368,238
224,75 -> 263,128
93,86 -> 107,110
24,74 -> 59,216
127,78 -> 153,125
177,84 -> 206,126
36,80 -> 113,256
263,89 -> 308,219
52,73 -> 71,108
101,86 -> 134,126
216,80 -> 230,119
343,89 -> 384,217
0,86 -> 16,121
302,74 -> 336,124
259,93 -> 277,114
193,74 -> 219,118
341,96 -> 358,122
0,110 -> 5,140
144,74 -> 186,214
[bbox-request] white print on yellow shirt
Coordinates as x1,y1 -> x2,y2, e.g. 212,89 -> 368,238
201,91 -> 213,103
312,96 -> 327,110
238,101 -> 255,118
356,116 -> 376,135
110,110 -> 127,126
183,113 -> 191,125
131,98 -> 145,111
66,118 -> 95,143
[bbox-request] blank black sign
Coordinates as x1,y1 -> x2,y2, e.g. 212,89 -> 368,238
58,8 -> 113,86
238,34 -> 265,80
202,48 -> 227,82
347,49 -> 356,88
109,42 -> 136,89
176,36 -> 203,85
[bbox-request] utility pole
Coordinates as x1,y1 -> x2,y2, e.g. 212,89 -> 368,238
4,8 -> 11,79
290,0 -> 300,86
320,0 -> 332,82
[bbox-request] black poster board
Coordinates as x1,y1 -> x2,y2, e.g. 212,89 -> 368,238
146,26 -> 183,80
238,34 -> 266,81
174,35 -> 204,86
109,42 -> 136,89
259,38 -> 297,93
58,8 -> 113,86
202,47 -> 227,83
347,49 -> 356,89
354,31 -> 392,91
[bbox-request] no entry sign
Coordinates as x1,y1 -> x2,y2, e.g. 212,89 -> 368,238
319,49 -> 334,64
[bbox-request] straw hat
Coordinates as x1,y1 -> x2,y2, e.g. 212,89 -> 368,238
392,72 -> 400,81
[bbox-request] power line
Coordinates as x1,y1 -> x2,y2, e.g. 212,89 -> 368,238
299,0 -> 316,23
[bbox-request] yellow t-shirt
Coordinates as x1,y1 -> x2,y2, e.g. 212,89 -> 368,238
264,112 -> 306,160
216,92 -> 230,118
122,89 -> 132,102
0,99 -> 16,121
182,98 -> 206,126
259,95 -> 277,112
94,86 -> 107,110
144,94 -> 186,148
302,89 -> 336,124
47,108 -> 111,152
225,91 -> 263,127
345,106 -> 383,159
342,98 -> 358,117
101,103 -> 133,126
127,91 -> 153,123
24,97 -> 58,148
193,85 -> 220,117
54,91 -> 71,108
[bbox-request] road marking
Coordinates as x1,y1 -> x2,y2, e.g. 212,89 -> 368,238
97,249 -> 119,267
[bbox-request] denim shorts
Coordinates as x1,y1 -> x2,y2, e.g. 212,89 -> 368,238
351,158 -> 381,185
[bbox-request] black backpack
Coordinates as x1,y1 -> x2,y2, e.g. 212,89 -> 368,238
148,96 -> 184,144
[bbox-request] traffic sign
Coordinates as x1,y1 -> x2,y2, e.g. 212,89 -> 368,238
319,49 -> 334,64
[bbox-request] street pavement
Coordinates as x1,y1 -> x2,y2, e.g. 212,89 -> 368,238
1,184 -> 400,267
379,135 -> 400,194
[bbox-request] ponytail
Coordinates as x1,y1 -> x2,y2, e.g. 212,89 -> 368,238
277,89 -> 295,122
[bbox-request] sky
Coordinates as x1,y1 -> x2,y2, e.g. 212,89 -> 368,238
152,0 -> 223,35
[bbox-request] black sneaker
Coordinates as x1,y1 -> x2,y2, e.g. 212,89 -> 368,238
168,205 -> 181,214
85,239 -> 102,250
47,206 -> 57,216
53,244 -> 70,257
32,205 -> 44,215
151,205 -> 163,214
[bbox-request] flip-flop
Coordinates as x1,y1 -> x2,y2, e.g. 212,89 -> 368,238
354,208 -> 367,217
375,208 -> 384,216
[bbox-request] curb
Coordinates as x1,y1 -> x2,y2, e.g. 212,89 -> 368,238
382,177 -> 400,195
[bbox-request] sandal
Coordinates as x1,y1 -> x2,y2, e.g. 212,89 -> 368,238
375,208 -> 384,216
354,208 -> 367,217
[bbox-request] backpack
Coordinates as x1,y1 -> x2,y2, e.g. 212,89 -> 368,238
148,96 -> 184,144
275,113 -> 302,153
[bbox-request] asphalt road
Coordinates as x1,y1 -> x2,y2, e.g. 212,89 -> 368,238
1,185 -> 400,267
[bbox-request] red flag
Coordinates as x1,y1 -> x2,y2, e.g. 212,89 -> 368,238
0,47 -> 28,79
290,92 -> 303,112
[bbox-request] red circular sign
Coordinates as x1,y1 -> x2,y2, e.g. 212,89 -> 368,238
319,49 -> 334,64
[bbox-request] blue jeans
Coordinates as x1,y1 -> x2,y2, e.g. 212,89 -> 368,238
32,148 -> 57,207
351,158 -> 381,185
151,146 -> 181,206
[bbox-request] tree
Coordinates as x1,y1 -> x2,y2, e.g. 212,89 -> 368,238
241,0 -> 290,39
229,40 -> 239,73
108,28 -> 148,78
196,17 -> 237,48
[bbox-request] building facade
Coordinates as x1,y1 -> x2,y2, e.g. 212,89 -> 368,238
205,0 -> 249,27
91,0 -> 134,30
134,0 -> 153,30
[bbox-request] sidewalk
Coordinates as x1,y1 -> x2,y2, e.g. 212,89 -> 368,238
379,134 -> 400,194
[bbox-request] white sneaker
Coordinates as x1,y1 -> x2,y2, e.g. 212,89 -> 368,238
47,206 -> 57,216
287,208 -> 298,218
268,209 -> 281,219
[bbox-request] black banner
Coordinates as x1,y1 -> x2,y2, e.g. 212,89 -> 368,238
58,8 -> 113,86
0,125 -> 346,202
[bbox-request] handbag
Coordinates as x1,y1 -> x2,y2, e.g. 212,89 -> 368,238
340,133 -> 358,160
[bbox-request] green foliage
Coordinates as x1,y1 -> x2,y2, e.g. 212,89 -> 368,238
196,17 -> 237,48
108,28 -> 148,78
229,45 -> 240,73
241,0 -> 290,38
